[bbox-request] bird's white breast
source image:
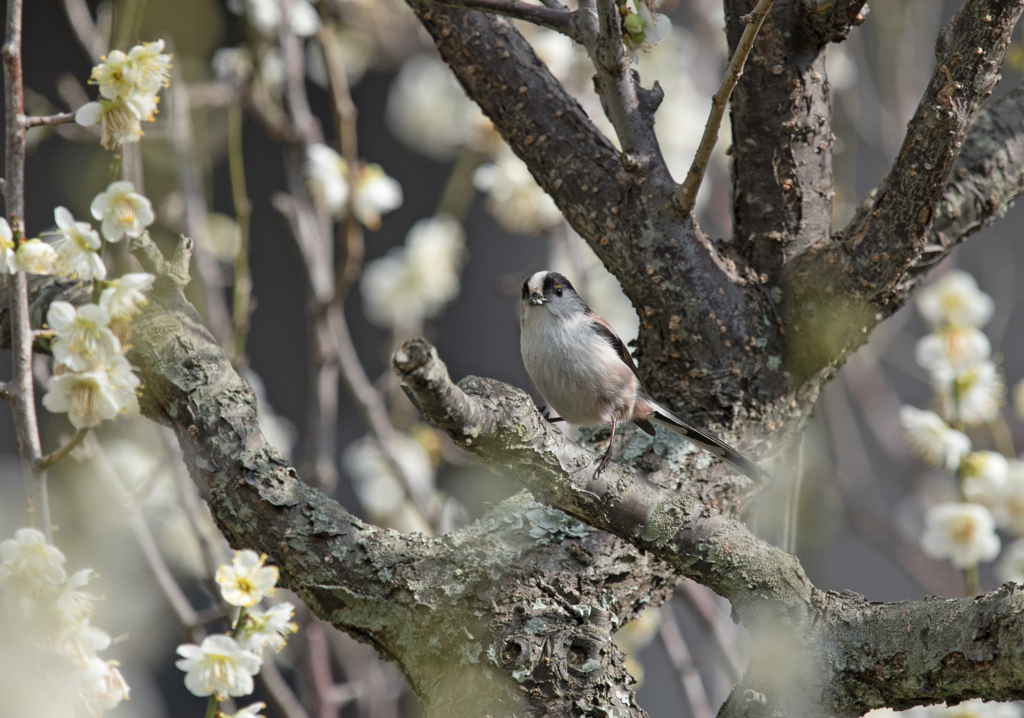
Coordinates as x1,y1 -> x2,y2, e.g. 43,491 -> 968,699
520,307 -> 637,427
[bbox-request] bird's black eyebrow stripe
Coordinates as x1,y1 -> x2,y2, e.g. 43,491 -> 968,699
521,278 -> 530,300
543,272 -> 574,294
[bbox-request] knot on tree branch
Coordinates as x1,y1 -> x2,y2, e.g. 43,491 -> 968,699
128,231 -> 193,288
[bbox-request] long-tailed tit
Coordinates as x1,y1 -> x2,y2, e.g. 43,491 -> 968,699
519,270 -> 767,482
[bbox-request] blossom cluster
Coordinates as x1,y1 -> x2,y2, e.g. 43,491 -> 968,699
899,270 -> 1024,583
76,40 -> 172,149
304,143 -> 403,230
865,698 -> 1023,718
176,550 -> 295,709
0,528 -> 129,715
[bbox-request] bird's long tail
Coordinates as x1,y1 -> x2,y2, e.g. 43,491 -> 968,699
645,400 -> 770,483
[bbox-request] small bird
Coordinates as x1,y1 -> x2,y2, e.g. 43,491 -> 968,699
519,270 -> 767,482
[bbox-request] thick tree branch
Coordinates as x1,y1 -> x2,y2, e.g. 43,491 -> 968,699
430,0 -> 578,38
800,0 -> 868,43
783,0 -> 1024,381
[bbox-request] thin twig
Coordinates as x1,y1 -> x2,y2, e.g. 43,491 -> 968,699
318,18 -> 363,302
37,427 -> 89,470
306,619 -> 341,718
674,0 -> 776,213
280,0 -> 322,143
430,0 -> 577,37
89,436 -> 203,639
674,582 -> 744,683
259,655 -> 313,718
22,112 -> 75,127
659,604 -> 714,718
61,0 -> 107,63
227,102 -> 253,366
5,0 -> 51,539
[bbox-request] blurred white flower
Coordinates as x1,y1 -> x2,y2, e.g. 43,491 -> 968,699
934,360 -> 1004,426
226,704 -> 268,718
56,620 -> 112,666
0,527 -> 67,595
15,238 -> 57,274
228,0 -> 320,36
52,207 -> 105,281
916,270 -> 994,328
0,217 -> 17,273
90,181 -> 155,242
212,47 -> 254,84
474,147 -> 562,235
259,49 -> 287,95
241,369 -> 297,461
960,451 -> 1009,506
915,325 -> 991,375
42,365 -> 123,428
216,550 -> 279,607
236,602 -> 297,657
99,272 -> 155,320
56,568 -> 97,626
305,143 -> 349,218
74,656 -> 130,716
386,54 -> 485,161
176,635 -> 261,699
352,164 -> 403,231
899,406 -> 971,470
528,28 -> 580,80
47,301 -> 120,371
920,502 -> 1000,569
342,433 -> 434,517
624,0 -> 672,55
997,538 -> 1024,584
921,699 -> 1024,718
361,215 -> 466,329
998,461 -> 1024,535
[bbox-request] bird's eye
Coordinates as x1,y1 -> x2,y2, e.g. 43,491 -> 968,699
554,286 -> 563,297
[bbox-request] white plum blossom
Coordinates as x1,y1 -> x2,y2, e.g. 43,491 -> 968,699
90,181 -> 155,242
998,461 -> 1024,534
360,215 -> 466,329
52,207 -> 105,281
42,366 -> 123,428
474,147 -> 562,235
0,528 -> 67,595
997,538 -> 1024,584
215,550 -> 279,607
15,238 -> 57,274
934,360 -> 1005,426
386,55 -> 487,160
920,502 -> 1000,569
99,272 -> 155,319
75,657 -> 131,716
227,0 -> 320,37
236,602 -> 297,657
0,217 -> 19,272
342,433 -> 435,518
78,40 -> 170,149
899,406 -> 971,470
918,699 -> 1024,718
226,703 -> 268,718
47,301 -> 120,371
176,635 -> 262,699
305,143 -> 349,218
915,325 -> 991,376
916,270 -> 994,328
212,47 -> 254,84
960,451 -> 1009,506
74,93 -> 158,150
351,164 -> 403,231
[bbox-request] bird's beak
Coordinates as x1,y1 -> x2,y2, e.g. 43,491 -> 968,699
529,291 -> 546,305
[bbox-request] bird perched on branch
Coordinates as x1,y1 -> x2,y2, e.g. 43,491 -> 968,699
519,270 -> 767,483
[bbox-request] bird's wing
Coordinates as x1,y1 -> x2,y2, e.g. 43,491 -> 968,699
588,313 -> 648,394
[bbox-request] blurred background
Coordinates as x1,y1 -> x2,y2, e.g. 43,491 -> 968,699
1,0 -> 1024,716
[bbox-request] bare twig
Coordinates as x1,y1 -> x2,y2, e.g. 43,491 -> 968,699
227,102 -> 253,366
5,0 -> 51,539
90,436 -> 203,639
306,619 -> 340,718
61,0 -> 107,63
659,604 -> 714,718
430,0 -> 577,37
22,112 -> 75,127
318,18 -> 363,301
37,427 -> 89,470
675,582 -> 744,683
259,655 -> 314,718
280,0 -> 322,143
674,0 -> 776,213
